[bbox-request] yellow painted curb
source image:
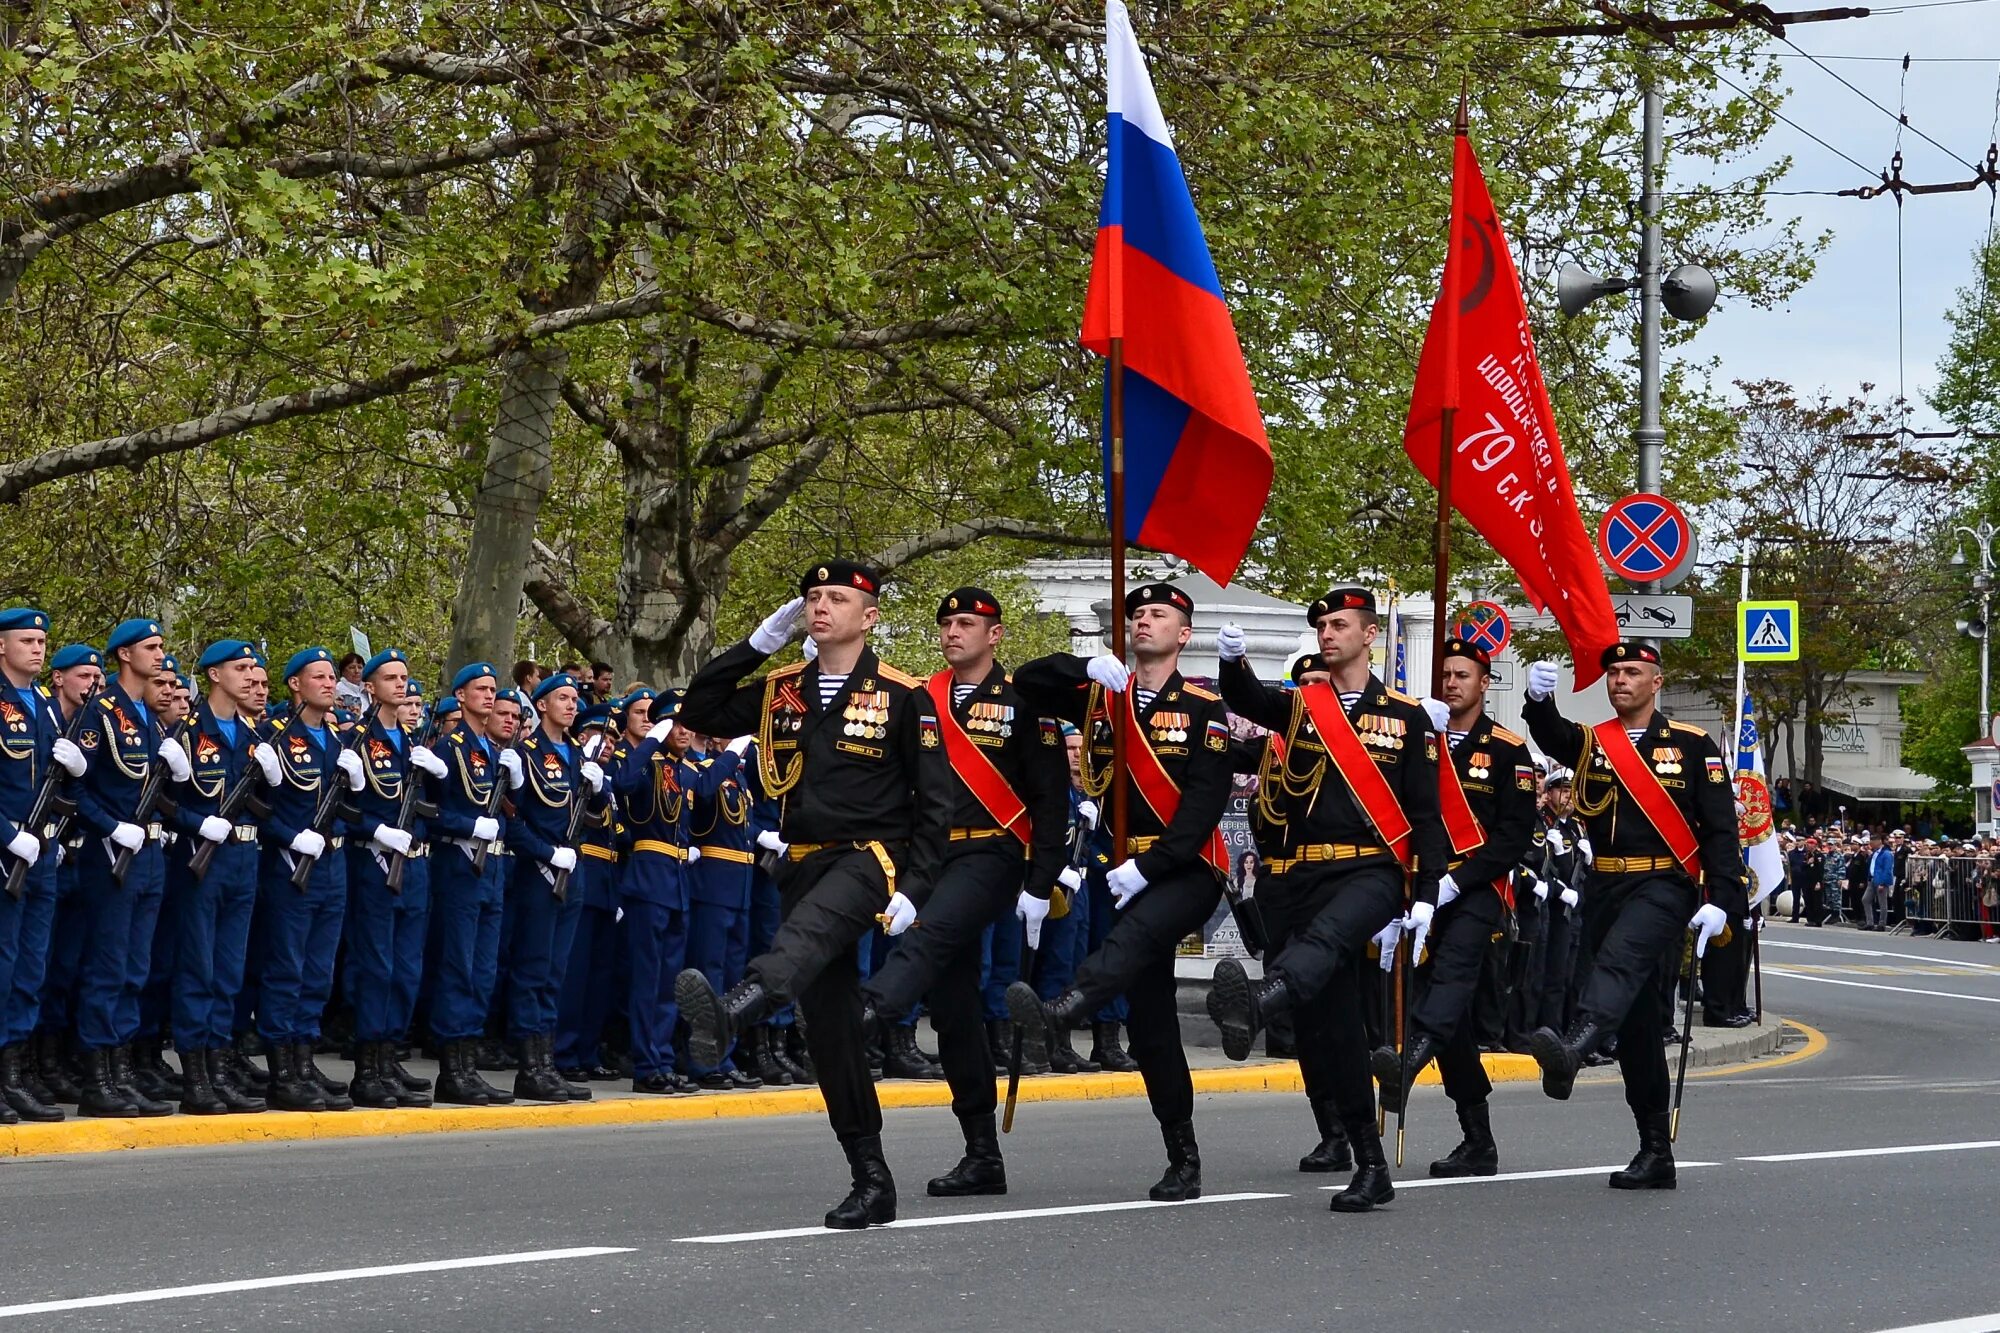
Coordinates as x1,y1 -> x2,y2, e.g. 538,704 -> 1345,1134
1688,1017 -> 1827,1080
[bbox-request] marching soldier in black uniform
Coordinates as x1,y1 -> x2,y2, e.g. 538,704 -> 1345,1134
1203,587 -> 1446,1212
1005,582 -> 1232,1203
1369,637 -> 1536,1178
1536,773 -> 1587,1036
1522,643 -> 1745,1190
676,561 -> 951,1231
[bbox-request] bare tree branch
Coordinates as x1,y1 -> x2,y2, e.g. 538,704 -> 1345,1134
687,298 -> 997,351
269,125 -> 567,184
869,516 -> 1114,574
700,431 -> 841,556
697,392 -> 959,468
525,540 -> 614,652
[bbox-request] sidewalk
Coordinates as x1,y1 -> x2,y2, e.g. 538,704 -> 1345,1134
0,1015 -> 1797,1160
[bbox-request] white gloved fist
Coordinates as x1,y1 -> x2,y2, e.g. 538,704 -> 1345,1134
1076,799 -> 1099,829
549,846 -> 578,873
1560,886 -> 1580,910
6,830 -> 40,866
1546,826 -> 1569,857
371,825 -> 413,857
880,890 -> 917,936
749,596 -> 806,655
109,822 -> 145,853
1086,653 -> 1131,694
289,829 -> 326,860
1107,858 -> 1148,910
472,816 -> 500,843
51,736 -> 86,777
1016,890 -> 1051,949
646,719 -> 674,744
157,737 -> 192,782
725,735 -> 753,757
686,847 -> 702,864
1743,914 -> 1760,933
802,635 -> 819,663
410,745 -> 448,779
1531,875 -> 1549,902
1690,902 -> 1729,957
580,760 -> 606,793
1576,837 -> 1594,866
253,742 -> 283,785
1057,865 -> 1085,895
337,746 -> 366,791
1405,900 -> 1436,961
498,748 -> 524,789
1435,872 -> 1460,910
1421,697 -> 1451,733
1526,661 -> 1560,702
1372,918 -> 1403,971
198,815 -> 232,844
756,830 -> 787,854
1215,623 -> 1247,663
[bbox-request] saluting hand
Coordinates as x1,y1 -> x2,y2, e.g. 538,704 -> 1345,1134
749,597 -> 806,655
1526,661 -> 1560,701
1087,654 -> 1131,694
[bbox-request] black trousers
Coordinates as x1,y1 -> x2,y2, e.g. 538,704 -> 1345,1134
863,845 -> 1021,1121
1260,871 -> 1335,1125
1577,875 -> 1695,1117
1504,895 -> 1546,1045
747,847 -> 891,1143
1538,900 -> 1579,1032
1411,886 -> 1503,1107
1701,922 -> 1749,1022
1068,862 -> 1220,1128
1270,861 -> 1404,1136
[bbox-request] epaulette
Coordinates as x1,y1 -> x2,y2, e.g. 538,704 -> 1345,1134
1667,719 -> 1709,737
96,696 -> 116,712
878,663 -> 922,688
1385,687 -> 1419,706
1490,724 -> 1525,746
1182,682 -> 1219,702
768,662 -> 805,681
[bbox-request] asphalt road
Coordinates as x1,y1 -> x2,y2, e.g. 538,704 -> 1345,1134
6,922 -> 2000,1333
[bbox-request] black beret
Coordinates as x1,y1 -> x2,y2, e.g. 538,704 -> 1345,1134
1124,583 -> 1194,618
799,560 -> 881,597
1308,587 -> 1376,622
1601,640 -> 1662,669
936,586 -> 1003,622
1288,653 -> 1328,684
1439,636 -> 1492,672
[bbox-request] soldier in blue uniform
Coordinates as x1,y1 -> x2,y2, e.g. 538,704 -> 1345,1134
614,688 -> 698,1093
684,727 -> 761,1089
481,686 -> 528,1071
131,653 -> 192,1104
226,656 -> 276,1095
35,643 -> 103,1106
385,677 -> 438,1099
553,701 -> 622,1084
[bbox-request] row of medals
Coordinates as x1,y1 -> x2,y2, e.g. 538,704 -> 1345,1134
967,701 -> 1014,739
844,693 -> 890,740
1149,710 -> 1190,743
1651,747 -> 1683,774
1359,715 -> 1406,751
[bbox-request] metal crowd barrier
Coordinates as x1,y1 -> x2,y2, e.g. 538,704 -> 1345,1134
1898,855 -> 1995,941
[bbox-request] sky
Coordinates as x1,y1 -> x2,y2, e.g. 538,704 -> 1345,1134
1671,0 -> 2000,419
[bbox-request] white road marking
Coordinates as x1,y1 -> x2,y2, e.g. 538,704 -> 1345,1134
1743,1139 -> 2000,1163
1865,1314 -> 2000,1332
0,1247 -> 634,1320
1317,1163 -> 1721,1190
674,1191 -> 1289,1244
1763,938 -> 2000,972
1763,968 -> 2000,1004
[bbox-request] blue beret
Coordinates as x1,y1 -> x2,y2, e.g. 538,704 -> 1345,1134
406,680 -> 425,699
654,688 -> 682,720
50,643 -> 101,672
266,701 -> 292,723
433,696 -> 461,718
0,607 -> 49,633
451,661 -> 497,692
576,703 -> 611,731
494,686 -> 524,708
282,646 -> 333,682
333,707 -> 357,726
196,639 -> 259,672
159,654 -> 181,677
363,648 -> 407,679
532,672 -> 578,703
176,674 -> 195,695
107,618 -> 164,652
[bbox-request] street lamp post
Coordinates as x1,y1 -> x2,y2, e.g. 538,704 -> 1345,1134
1952,520 -> 1998,728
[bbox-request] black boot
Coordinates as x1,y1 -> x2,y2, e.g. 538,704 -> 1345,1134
928,1112 -> 1007,1197
1206,959 -> 1288,1062
349,1042 -> 400,1109
882,1025 -> 945,1080
265,1043 -> 327,1112
230,1032 -> 272,1091
300,1045 -> 353,1110
434,1041 -> 492,1106
128,1036 -> 180,1102
1329,1122 -> 1396,1212
111,1046 -> 173,1116
77,1048 -> 139,1118
745,1027 -> 793,1086
543,1036 -> 591,1100
513,1033 -> 572,1103
1609,1111 -> 1677,1190
986,1020 -> 1013,1076
782,1026 -> 816,1084
1429,1100 -> 1499,1178
1528,1020 -> 1602,1102
677,972 -> 767,1074
205,1047 -> 267,1113
173,1047 -> 228,1115
35,1031 -> 82,1104
1299,1099 -> 1352,1173
389,1050 -> 433,1094
1090,1021 -> 1140,1073
1369,1032 -> 1437,1117
1149,1120 -> 1202,1201
1047,1022 -> 1099,1074
0,1044 -> 62,1122
13,1039 -> 58,1109
825,1134 -> 898,1229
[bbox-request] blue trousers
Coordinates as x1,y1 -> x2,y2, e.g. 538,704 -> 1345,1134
683,900 -> 750,1074
555,894 -> 621,1069
979,915 -> 1023,1022
1086,868 -> 1129,1024
428,844 -> 504,1042
140,857 -> 183,1038
502,858 -> 564,1039
39,857 -> 83,1035
4,861 -> 57,1045
623,895 -> 687,1078
234,883 -> 266,1039
256,847 -> 346,1044
747,867 -> 794,1028
391,856 -> 430,1039
75,839 -> 166,1051
345,845 -> 431,1043
547,884 -> 584,1028
1036,874 -> 1087,1000
172,841 -> 258,1049
0,873 -> 23,1049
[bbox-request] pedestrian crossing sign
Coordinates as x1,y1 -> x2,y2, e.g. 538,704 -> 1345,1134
1737,600 -> 1800,662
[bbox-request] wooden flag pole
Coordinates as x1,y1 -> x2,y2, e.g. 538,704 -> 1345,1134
1109,336 -> 1130,865
1431,88 -> 1471,696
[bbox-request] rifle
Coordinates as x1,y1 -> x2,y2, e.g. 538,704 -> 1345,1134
4,685 -> 98,899
548,733 -> 607,903
288,722 -> 362,890
470,733 -> 512,875
187,727 -> 273,882
112,716 -> 186,886
383,710 -> 446,893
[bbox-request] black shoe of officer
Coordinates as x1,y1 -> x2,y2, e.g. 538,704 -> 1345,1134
77,1048 -> 139,1118
1609,1111 -> 1677,1190
127,1036 -> 178,1103
1299,1099 -> 1352,1173
1429,1100 -> 1500,1178
204,1048 -> 266,1113
985,1020 -> 1012,1075
882,1025 -> 945,1080
1330,1122 -> 1396,1212
929,1112 -> 1006,1197
1370,1033 -> 1437,1117
826,1134 -> 898,1229
433,1041 -> 491,1106
263,1043 -> 326,1112
1207,959 -> 1289,1062
1528,1020 -> 1602,1102
1002,981 -> 1050,1037
0,1043 -> 63,1122
230,1033 -> 272,1091
35,1032 -> 82,1104
744,1027 -> 794,1087
1091,1021 -> 1140,1073
389,1052 -> 433,1094
677,971 -> 767,1075
718,1067 -> 761,1090
174,1047 -> 229,1115
112,1045 -> 173,1116
1150,1120 -> 1202,1201
1047,1023 -> 1099,1074
348,1042 -> 400,1109
299,1045 -> 353,1110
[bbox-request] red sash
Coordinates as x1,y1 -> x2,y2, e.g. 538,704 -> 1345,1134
926,672 -> 1029,845
1591,721 -> 1702,881
1120,688 -> 1228,875
1297,682 -> 1414,870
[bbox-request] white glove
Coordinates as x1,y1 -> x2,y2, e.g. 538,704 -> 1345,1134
1690,902 -> 1729,957
1743,914 -> 1760,933
1373,918 -> 1403,971
802,635 -> 819,663
1016,891 -> 1051,949
1086,653 -> 1131,694
1526,661 -> 1560,701
51,737 -> 86,777
6,830 -> 39,866
1421,697 -> 1451,732
549,846 -> 578,873
253,742 -> 283,785
337,746 -> 365,791
749,596 -> 806,655
579,760 -> 606,793
880,890 -> 916,936
725,735 -> 752,757
1545,826 -> 1568,856
498,748 -> 524,789
1531,875 -> 1549,902
1576,837 -> 1594,866
646,719 -> 674,744
472,816 -> 500,842
410,745 -> 448,779
1215,623 -> 1247,662
686,847 -> 702,863
197,816 -> 231,844
51,843 -> 64,868
1076,799 -> 1099,829
756,830 -> 787,853
157,737 -> 192,781
109,822 -> 145,852
1734,798 -> 1748,819
1560,885 -> 1580,909
1057,865 -> 1085,894
1107,858 -> 1148,910
289,829 -> 326,859
1406,900 -> 1436,962
371,825 -> 413,857
1435,872 -> 1460,910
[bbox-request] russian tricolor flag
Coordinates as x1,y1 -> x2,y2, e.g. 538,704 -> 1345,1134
1081,0 -> 1270,586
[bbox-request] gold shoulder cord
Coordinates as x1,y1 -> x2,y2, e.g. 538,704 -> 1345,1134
1255,733 -> 1291,831
1078,682 -> 1115,800
756,674 -> 805,798
1270,692 -> 1327,800
1572,726 -> 1617,818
